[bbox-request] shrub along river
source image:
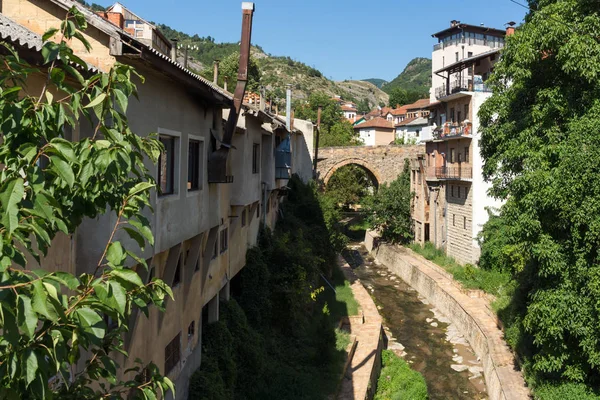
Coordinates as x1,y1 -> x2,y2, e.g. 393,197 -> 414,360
344,243 -> 488,400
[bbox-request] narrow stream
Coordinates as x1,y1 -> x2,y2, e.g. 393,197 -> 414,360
345,243 -> 487,400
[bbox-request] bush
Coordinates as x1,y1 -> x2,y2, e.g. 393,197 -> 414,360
375,350 -> 428,400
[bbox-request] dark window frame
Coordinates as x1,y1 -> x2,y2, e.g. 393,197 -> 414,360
158,135 -> 176,196
188,139 -> 201,191
252,143 -> 260,174
220,228 -> 228,254
241,208 -> 247,227
164,333 -> 181,374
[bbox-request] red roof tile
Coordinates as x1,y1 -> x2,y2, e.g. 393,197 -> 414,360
341,105 -> 358,112
395,116 -> 419,127
354,117 -> 394,130
405,98 -> 430,110
391,106 -> 408,116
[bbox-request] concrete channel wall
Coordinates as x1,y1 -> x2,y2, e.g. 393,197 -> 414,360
366,233 -> 529,400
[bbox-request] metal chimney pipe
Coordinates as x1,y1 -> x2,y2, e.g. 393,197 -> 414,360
260,86 -> 266,111
224,76 -> 228,92
170,38 -> 178,61
213,60 -> 220,84
286,85 -> 292,130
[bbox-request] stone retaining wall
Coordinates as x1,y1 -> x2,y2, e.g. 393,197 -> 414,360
367,233 -> 529,400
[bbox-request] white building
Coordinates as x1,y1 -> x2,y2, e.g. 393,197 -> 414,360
354,117 -> 395,146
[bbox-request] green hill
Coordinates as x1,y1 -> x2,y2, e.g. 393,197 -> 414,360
362,78 -> 388,89
382,58 -> 432,95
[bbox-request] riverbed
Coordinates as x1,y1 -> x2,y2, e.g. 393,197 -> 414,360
344,244 -> 487,400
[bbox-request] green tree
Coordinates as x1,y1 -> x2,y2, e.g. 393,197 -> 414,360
357,98 -> 371,114
295,92 -> 342,132
478,0 -> 600,388
326,165 -> 374,209
388,87 -> 409,108
320,120 -> 360,147
202,52 -> 261,92
362,160 -> 412,243
0,8 -> 174,398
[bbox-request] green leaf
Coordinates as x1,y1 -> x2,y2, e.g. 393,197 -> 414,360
0,178 -> 24,235
128,182 -> 155,198
45,91 -> 53,105
24,349 -> 38,388
129,219 -> 154,246
123,227 -> 145,250
110,268 -> 144,288
106,242 -> 125,266
17,295 -> 37,338
114,88 -> 129,113
49,138 -> 77,163
42,27 -> 59,42
49,156 -> 75,187
108,281 -> 126,315
75,307 -> 105,340
84,93 -> 106,109
31,280 -> 53,320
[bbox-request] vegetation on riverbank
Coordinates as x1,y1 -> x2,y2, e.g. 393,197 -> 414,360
189,176 -> 358,399
375,350 -> 428,400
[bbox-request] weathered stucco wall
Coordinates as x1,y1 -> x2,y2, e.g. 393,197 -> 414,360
367,235 -> 529,400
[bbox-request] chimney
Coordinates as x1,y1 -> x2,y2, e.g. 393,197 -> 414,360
170,39 -> 178,61
286,85 -> 292,130
260,86 -> 266,111
223,76 -> 228,92
213,60 -> 220,85
291,110 -> 295,132
450,20 -> 460,28
506,21 -> 516,36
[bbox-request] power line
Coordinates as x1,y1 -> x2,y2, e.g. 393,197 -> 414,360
508,0 -> 600,42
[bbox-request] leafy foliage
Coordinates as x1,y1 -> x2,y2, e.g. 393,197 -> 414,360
388,87 -> 428,108
363,160 -> 413,243
295,92 -> 360,147
374,350 -> 428,400
200,52 -> 262,93
478,0 -> 600,394
190,176 -> 351,399
0,9 -> 173,399
326,165 -> 375,209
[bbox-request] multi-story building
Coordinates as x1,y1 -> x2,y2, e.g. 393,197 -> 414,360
411,20 -> 513,265
0,1 -> 313,399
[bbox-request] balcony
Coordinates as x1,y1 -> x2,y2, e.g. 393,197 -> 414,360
433,122 -> 473,140
433,38 -> 505,51
435,78 -> 491,100
427,165 -> 472,181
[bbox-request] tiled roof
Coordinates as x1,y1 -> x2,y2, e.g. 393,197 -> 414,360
391,106 -> 408,116
380,107 -> 393,116
406,98 -> 430,110
341,105 -> 357,112
395,117 -> 418,127
354,117 -> 394,130
0,14 -> 42,51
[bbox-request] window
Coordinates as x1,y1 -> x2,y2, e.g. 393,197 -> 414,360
256,203 -> 260,218
464,104 -> 469,120
458,186 -> 462,199
212,237 -> 218,260
417,171 -> 421,185
450,108 -> 455,122
451,185 -> 455,197
450,148 -> 455,163
158,136 -> 175,195
464,216 -> 467,230
164,333 -> 181,374
219,228 -> 228,254
173,256 -> 181,287
453,214 -> 456,227
188,321 -> 195,339
241,208 -> 247,227
457,110 -> 462,123
188,139 -> 203,191
468,51 -> 473,58
252,143 -> 260,174
465,147 -> 470,163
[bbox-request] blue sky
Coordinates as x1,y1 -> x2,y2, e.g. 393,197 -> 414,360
96,0 -> 527,81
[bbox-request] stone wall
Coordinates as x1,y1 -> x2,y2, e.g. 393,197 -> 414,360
446,182 -> 474,264
317,145 -> 424,186
367,236 -> 529,400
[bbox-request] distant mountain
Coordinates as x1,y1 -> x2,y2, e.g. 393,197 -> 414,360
152,23 -> 388,109
362,78 -> 388,89
382,58 -> 432,95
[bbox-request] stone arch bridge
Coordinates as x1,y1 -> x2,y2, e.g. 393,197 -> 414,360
316,145 -> 423,187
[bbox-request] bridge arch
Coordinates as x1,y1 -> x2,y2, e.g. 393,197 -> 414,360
321,158 -> 382,188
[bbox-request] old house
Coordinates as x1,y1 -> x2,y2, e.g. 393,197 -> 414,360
354,117 -> 395,146
0,1 -> 312,399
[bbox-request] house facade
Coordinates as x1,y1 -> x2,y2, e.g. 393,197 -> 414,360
411,20 -> 511,265
354,117 -> 395,146
0,2 -> 312,399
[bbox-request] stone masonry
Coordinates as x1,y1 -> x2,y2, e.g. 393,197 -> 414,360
316,145 -> 424,186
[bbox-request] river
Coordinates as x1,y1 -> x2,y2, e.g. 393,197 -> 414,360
344,243 -> 488,400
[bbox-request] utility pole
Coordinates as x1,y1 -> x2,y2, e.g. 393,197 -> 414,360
313,105 -> 322,179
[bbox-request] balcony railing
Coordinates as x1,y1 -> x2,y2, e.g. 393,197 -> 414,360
427,165 -> 472,181
275,150 -> 291,180
435,78 -> 492,99
433,122 -> 473,140
433,38 -> 505,51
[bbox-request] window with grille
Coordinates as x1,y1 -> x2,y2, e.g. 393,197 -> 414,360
220,228 -> 228,254
164,333 -> 181,374
252,143 -> 260,174
158,136 -> 176,196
